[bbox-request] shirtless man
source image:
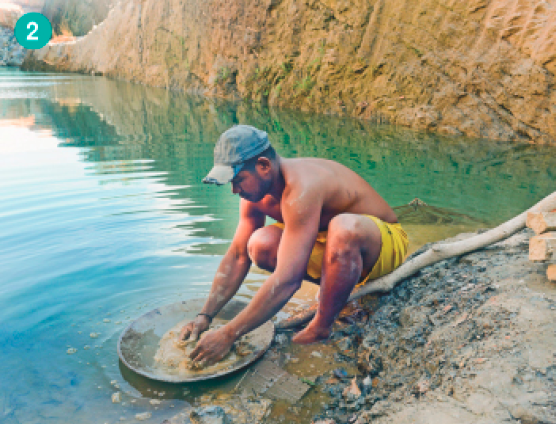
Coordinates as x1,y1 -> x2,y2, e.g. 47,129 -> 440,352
181,125 -> 408,365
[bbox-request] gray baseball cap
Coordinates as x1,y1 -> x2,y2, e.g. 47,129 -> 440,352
203,125 -> 271,185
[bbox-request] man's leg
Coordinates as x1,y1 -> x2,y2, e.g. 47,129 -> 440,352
247,226 -> 320,283
292,213 -> 382,344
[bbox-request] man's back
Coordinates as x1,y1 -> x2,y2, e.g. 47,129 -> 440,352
249,157 -> 397,230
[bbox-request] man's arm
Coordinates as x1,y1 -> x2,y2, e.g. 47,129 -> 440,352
180,201 -> 264,340
190,186 -> 322,363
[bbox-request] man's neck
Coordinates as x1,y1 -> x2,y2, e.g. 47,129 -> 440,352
267,156 -> 285,201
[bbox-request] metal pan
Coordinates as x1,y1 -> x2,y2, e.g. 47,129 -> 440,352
117,298 -> 274,383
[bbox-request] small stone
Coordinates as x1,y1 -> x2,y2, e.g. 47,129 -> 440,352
90,333 -> 99,339
84,345 -> 90,350
135,412 -> 152,421
67,348 -> 77,354
103,319 -> 111,323
333,368 -> 350,379
311,351 -> 323,358
274,333 -> 288,344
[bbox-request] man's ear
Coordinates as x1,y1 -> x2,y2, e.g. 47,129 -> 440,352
256,157 -> 272,172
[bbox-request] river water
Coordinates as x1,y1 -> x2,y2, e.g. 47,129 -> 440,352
0,67 -> 555,424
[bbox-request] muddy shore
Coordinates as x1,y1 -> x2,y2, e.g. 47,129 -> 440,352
163,228 -> 556,424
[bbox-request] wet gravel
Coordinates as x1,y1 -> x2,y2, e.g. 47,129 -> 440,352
310,229 -> 556,424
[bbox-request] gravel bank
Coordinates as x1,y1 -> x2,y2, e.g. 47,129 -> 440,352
311,229 -> 556,424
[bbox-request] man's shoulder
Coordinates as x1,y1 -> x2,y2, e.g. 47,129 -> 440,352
283,157 -> 337,185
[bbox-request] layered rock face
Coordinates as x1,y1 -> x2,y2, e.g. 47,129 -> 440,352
0,26 -> 26,66
0,3 -> 25,66
0,2 -> 24,29
23,0 -> 556,144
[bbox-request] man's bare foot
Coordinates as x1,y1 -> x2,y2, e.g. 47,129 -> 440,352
291,321 -> 331,344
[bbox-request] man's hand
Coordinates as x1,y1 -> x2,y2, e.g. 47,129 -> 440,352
179,315 -> 210,342
189,326 -> 236,366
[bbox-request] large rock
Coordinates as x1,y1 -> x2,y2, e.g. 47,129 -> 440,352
23,0 -> 556,143
0,26 -> 26,67
0,3 -> 23,29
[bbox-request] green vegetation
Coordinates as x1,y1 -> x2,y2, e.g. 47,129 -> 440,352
280,61 -> 293,75
295,75 -> 315,93
217,66 -> 231,83
412,47 -> 423,57
317,40 -> 326,55
307,56 -> 322,73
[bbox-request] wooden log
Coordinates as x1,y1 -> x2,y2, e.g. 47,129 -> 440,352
526,211 -> 556,235
529,232 -> 556,262
548,264 -> 556,282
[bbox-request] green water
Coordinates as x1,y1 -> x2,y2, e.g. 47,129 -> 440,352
0,67 -> 555,424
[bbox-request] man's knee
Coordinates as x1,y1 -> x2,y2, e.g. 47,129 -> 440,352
247,228 -> 279,270
327,214 -> 361,247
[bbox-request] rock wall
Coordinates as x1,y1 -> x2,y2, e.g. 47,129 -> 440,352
0,3 -> 25,66
0,26 -> 26,66
0,3 -> 24,29
22,0 -> 556,144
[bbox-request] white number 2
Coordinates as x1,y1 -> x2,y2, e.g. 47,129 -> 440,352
27,22 -> 39,41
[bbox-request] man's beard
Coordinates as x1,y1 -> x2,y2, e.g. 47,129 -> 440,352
241,178 -> 271,203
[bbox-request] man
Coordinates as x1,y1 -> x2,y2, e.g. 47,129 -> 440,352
181,125 -> 408,365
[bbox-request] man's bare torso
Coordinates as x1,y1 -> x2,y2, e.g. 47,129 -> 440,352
248,157 -> 397,230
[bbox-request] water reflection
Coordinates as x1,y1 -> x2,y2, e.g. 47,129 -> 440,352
3,70 -> 555,244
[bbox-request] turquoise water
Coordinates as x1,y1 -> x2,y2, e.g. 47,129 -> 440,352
0,67 -> 555,424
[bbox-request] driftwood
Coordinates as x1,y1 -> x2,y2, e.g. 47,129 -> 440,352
277,191 -> 556,330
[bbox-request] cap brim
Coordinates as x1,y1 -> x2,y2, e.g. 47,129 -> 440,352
202,164 -> 242,185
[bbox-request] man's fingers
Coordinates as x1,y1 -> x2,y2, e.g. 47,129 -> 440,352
190,329 -> 200,341
190,343 -> 202,360
180,327 -> 191,340
191,350 -> 207,363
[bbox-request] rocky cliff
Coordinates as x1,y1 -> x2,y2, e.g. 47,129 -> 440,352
22,0 -> 556,144
0,3 -> 25,66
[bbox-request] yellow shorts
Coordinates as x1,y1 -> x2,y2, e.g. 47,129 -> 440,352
271,215 -> 408,286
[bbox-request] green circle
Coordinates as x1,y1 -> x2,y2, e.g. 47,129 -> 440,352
15,12 -> 52,50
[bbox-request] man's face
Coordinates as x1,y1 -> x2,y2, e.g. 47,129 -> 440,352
231,165 -> 271,202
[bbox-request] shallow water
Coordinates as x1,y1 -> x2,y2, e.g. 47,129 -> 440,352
0,67 -> 555,424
